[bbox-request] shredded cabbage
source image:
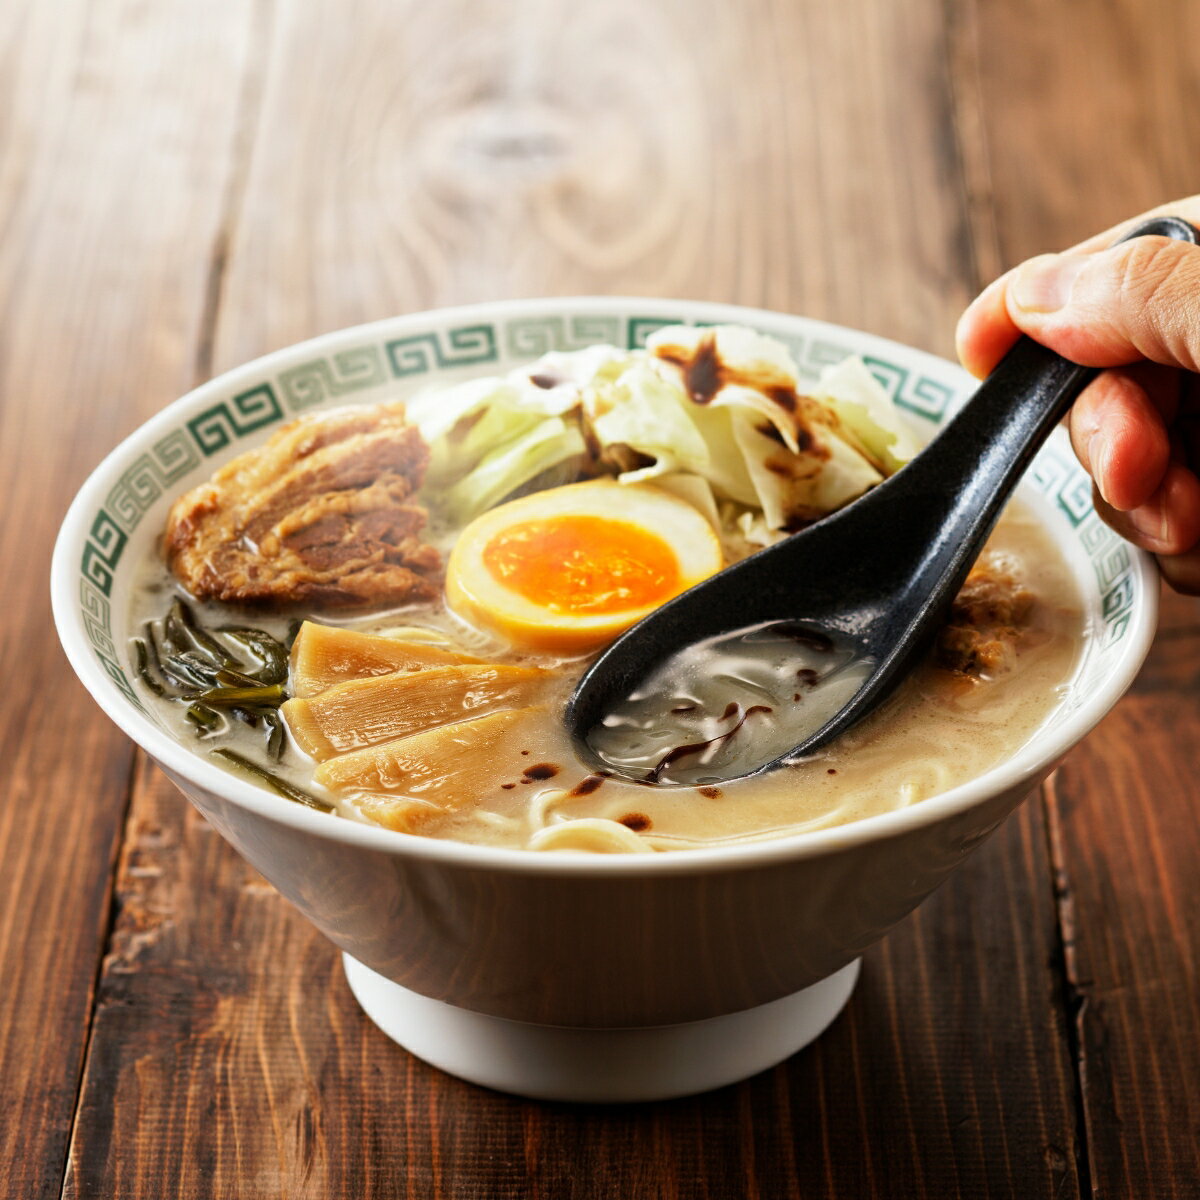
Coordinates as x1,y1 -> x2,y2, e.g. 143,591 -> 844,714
407,324 -> 918,538
812,355 -> 922,474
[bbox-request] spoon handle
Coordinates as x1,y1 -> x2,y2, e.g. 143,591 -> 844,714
565,216 -> 1200,773
888,215 -> 1199,608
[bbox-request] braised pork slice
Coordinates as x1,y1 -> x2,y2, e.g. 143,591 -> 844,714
936,556 -> 1036,679
164,401 -> 441,609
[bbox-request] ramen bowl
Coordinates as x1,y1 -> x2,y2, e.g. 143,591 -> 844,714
51,298 -> 1157,1102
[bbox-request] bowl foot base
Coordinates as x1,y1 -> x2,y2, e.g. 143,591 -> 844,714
343,954 -> 861,1102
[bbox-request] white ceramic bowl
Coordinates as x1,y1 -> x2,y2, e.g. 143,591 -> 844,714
52,298 -> 1157,1102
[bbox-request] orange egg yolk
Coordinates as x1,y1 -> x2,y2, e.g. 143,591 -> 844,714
482,515 -> 681,615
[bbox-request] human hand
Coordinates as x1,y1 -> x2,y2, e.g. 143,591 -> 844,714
956,199 -> 1200,593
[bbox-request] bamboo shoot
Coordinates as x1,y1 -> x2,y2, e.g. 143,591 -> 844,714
282,664 -> 549,759
290,620 -> 483,696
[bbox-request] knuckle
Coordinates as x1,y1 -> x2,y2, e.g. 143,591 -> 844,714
1112,239 -> 1200,371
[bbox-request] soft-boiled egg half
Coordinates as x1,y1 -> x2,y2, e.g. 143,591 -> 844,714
445,479 -> 724,653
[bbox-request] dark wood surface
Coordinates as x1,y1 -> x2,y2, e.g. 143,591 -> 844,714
4,0 -> 1198,1195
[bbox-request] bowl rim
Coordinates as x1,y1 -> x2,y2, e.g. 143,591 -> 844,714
51,295 -> 1160,878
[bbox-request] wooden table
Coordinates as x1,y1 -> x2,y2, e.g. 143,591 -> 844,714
5,1 -> 1199,1195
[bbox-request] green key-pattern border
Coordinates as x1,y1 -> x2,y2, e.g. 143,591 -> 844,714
77,312 -> 1137,698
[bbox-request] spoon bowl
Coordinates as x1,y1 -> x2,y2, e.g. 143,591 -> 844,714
566,216 -> 1199,782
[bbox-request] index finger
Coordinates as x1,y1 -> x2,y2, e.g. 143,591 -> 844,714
955,196 -> 1200,378
1062,196 -> 1200,255
955,268 -> 1018,378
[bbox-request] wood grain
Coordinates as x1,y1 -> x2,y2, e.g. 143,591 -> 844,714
966,2 -> 1200,1194
0,1 -> 254,1195
56,0 -> 1084,1196
69,773 -> 1080,1199
4,0 -> 1198,1195
961,0 -> 1200,263
211,0 -> 977,367
1044,640 -> 1200,1198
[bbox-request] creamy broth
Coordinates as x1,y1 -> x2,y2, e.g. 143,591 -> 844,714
585,623 -> 875,785
130,499 -> 1082,852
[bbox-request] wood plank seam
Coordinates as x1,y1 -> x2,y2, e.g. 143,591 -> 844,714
42,0 -> 1124,1190
194,0 -> 275,385
56,756 -> 139,1200
946,13 -> 1094,1187
942,12 -> 1098,1184
1042,771 -> 1096,1200
941,0 -> 1003,292
59,3 -> 275,1191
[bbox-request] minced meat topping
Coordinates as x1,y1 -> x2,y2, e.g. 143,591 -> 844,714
936,557 -> 1036,679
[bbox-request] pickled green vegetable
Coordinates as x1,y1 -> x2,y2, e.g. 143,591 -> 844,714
212,748 -> 332,812
134,598 -> 292,759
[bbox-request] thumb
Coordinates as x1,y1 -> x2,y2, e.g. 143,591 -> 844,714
1007,236 -> 1200,372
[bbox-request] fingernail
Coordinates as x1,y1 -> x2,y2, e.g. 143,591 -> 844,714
1011,254 -> 1089,314
1130,505 -> 1169,544
1087,432 -> 1111,500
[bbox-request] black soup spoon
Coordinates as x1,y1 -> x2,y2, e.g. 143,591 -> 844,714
565,216 -> 1199,784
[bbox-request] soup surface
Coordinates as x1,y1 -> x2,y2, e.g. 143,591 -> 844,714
128,326 -> 1084,853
